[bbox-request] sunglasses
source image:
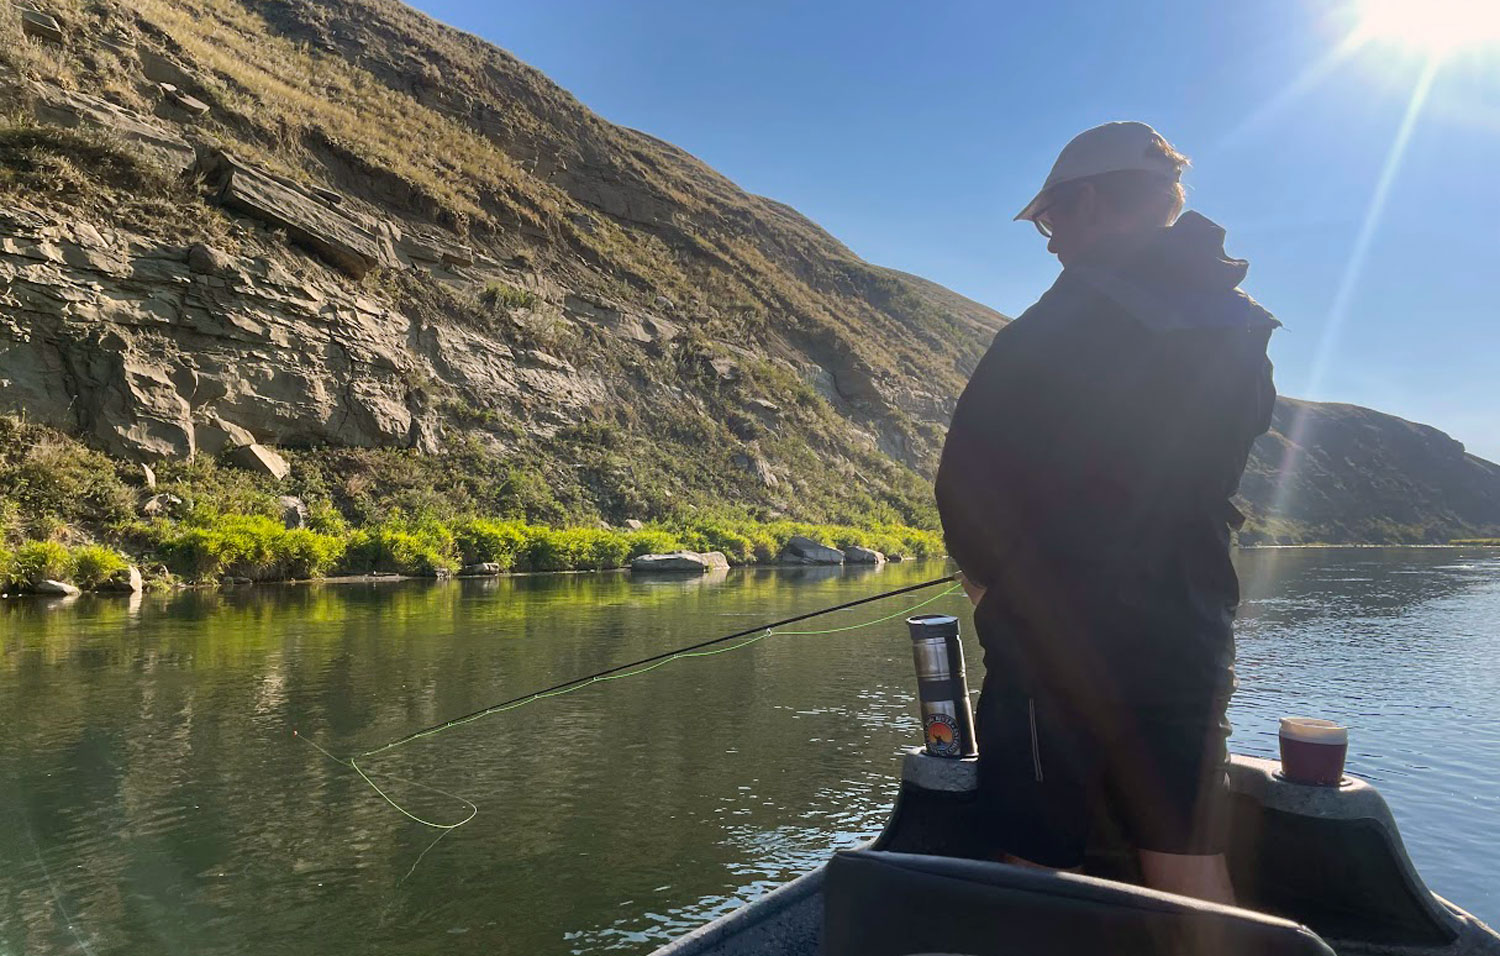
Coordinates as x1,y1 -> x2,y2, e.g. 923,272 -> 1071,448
1030,183 -> 1084,238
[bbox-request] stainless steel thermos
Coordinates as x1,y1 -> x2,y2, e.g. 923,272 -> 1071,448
906,613 -> 977,758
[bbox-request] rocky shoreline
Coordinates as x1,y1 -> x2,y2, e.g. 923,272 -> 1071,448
0,551 -> 928,600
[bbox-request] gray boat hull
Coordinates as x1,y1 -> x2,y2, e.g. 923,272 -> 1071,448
649,751 -> 1499,956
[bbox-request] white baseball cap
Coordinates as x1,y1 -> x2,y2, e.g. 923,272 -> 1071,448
1014,121 -> 1183,223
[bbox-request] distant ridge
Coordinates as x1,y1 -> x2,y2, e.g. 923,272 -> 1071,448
1242,399 -> 1500,543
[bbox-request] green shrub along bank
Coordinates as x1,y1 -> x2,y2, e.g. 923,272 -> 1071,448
66,543 -> 131,589
0,415 -> 944,592
1,539 -> 135,591
1451,538 -> 1500,546
2,515 -> 944,591
155,516 -> 348,583
450,516 -> 943,574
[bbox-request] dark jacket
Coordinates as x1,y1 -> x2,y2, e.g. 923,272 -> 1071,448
935,212 -> 1278,705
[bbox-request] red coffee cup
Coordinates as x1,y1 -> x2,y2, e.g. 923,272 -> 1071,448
1279,717 -> 1348,786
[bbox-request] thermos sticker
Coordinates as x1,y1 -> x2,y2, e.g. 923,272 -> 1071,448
925,713 -> 961,757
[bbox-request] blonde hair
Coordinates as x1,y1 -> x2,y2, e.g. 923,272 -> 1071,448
1102,133 -> 1189,224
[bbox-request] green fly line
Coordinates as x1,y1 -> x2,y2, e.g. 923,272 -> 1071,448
296,576 -> 964,831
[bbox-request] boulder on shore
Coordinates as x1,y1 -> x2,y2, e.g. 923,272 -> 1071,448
277,495 -> 309,529
631,550 -> 727,574
844,545 -> 886,565
228,443 -> 290,480
777,535 -> 844,565
460,562 -> 502,576
34,579 -> 81,596
98,566 -> 144,593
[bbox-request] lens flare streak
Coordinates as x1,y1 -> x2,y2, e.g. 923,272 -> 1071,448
1270,58 -> 1440,521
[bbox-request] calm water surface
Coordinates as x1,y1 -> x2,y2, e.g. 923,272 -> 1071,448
2,549 -> 1497,954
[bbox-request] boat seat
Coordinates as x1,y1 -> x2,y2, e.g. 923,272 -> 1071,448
823,849 -> 1336,956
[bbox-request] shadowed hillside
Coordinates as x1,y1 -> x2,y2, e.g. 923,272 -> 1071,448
1241,399 -> 1500,544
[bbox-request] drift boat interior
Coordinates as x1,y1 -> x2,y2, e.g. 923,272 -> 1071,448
649,749 -> 1500,956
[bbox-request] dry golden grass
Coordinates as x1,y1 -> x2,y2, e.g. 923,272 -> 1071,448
0,0 -> 1013,526
0,121 -> 236,243
134,0 -> 541,228
0,3 -> 79,89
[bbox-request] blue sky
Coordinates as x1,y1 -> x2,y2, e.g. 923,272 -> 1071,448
410,0 -> 1500,461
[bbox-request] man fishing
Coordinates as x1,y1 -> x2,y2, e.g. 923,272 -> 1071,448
934,121 -> 1278,903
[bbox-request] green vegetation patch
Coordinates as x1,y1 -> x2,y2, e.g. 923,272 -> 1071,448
68,543 -> 130,589
3,540 -> 70,588
479,281 -> 537,312
0,416 -> 137,542
0,415 -> 945,590
1,512 -> 943,590
153,515 -> 348,583
0,539 -> 134,591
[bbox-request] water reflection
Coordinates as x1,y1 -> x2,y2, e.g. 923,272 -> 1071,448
2,549 -> 1497,954
1228,547 -> 1500,931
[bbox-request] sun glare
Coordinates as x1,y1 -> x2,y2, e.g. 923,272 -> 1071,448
1352,0 -> 1500,58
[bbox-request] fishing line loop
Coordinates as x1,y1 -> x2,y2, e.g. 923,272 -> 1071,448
297,574 -> 961,833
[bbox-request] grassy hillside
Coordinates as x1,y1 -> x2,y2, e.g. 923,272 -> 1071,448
0,414 -> 943,589
0,0 -> 1497,589
0,0 -> 1009,533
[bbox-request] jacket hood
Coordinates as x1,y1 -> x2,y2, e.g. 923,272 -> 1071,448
1064,211 -> 1280,334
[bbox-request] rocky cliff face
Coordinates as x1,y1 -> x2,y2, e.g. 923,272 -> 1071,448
0,0 -> 1496,540
0,0 -> 1014,523
0,204 -> 606,461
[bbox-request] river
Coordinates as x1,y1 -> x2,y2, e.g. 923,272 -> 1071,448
2,548 -> 1497,954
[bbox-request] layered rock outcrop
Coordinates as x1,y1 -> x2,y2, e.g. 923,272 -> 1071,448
0,207 -> 605,460
26,83 -> 195,171
192,150 -> 397,278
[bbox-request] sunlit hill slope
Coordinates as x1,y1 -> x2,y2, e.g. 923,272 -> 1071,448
0,0 -> 1496,544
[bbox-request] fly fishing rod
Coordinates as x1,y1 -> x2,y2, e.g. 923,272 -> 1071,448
296,572 -> 962,830
360,572 -> 958,758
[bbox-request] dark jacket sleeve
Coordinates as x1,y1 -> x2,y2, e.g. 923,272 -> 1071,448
934,347 -> 1009,589
1132,320 -> 1278,534
934,313 -> 1056,591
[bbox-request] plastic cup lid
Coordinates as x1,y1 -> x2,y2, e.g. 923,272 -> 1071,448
1279,716 -> 1348,744
907,613 -> 959,639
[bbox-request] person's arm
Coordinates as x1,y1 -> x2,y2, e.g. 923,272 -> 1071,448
934,346 -> 1013,594
1162,324 -> 1277,514
934,318 -> 1055,595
